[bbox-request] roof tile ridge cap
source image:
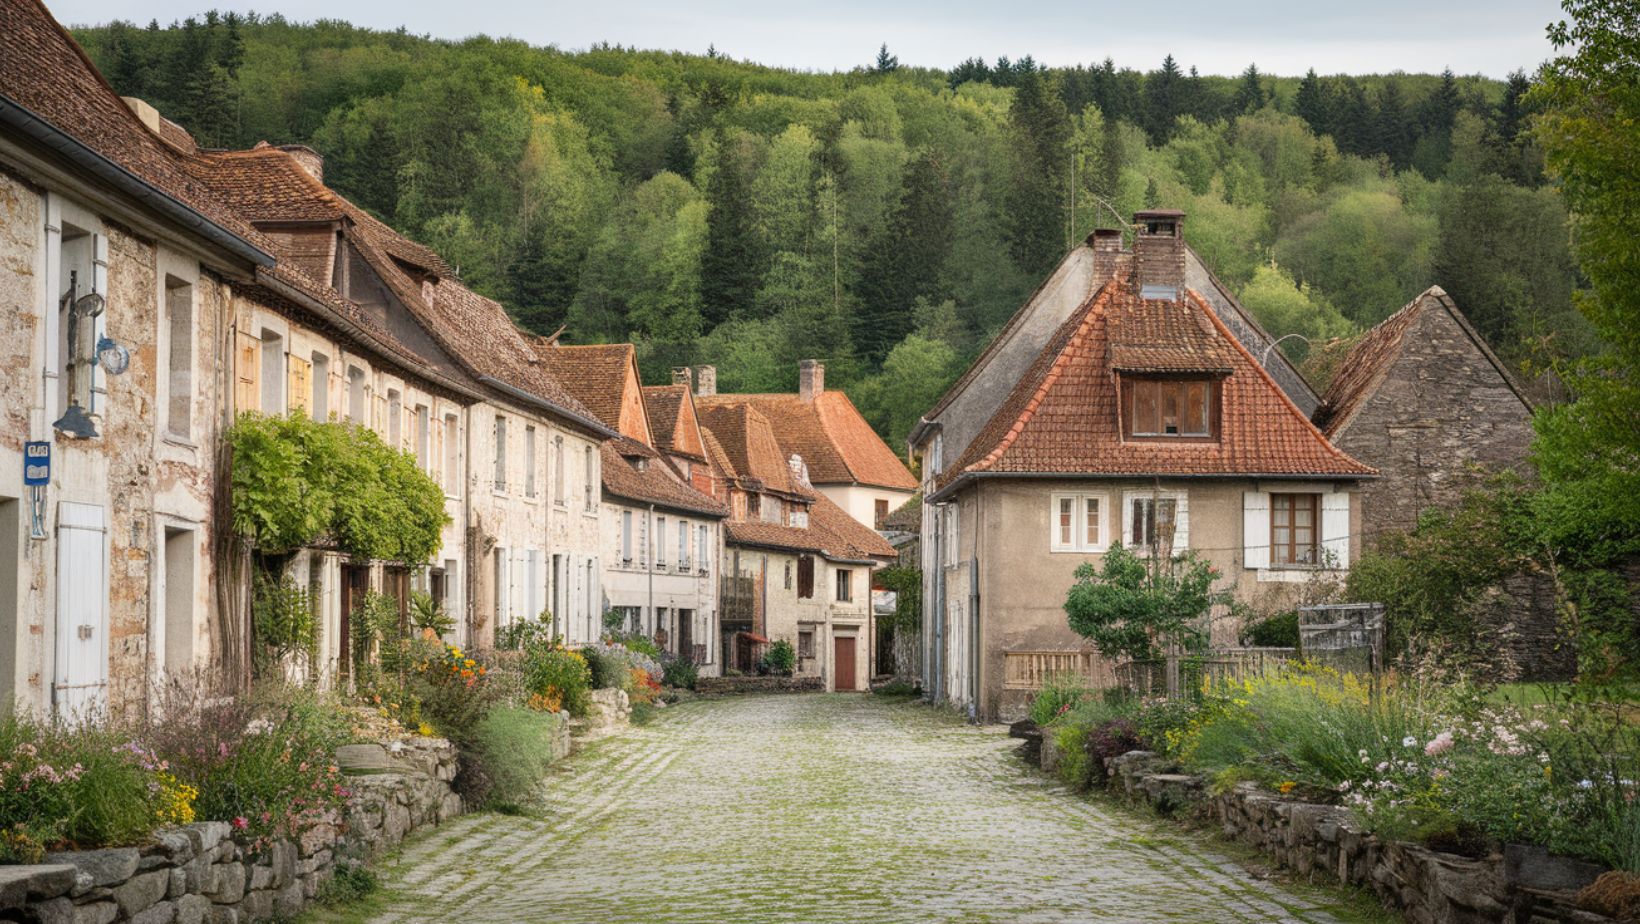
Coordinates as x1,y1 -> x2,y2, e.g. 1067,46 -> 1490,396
1321,291 -> 1427,429
1191,290 -> 1376,475
969,285 -> 1111,476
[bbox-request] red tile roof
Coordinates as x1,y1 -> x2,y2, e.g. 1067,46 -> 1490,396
533,343 -> 650,442
1314,285 -> 1532,438
695,391 -> 916,491
724,493 -> 895,562
935,275 -> 1375,494
601,438 -> 727,518
1107,295 -> 1234,374
695,402 -> 814,499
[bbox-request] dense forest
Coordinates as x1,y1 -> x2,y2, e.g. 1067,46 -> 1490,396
74,16 -> 1598,445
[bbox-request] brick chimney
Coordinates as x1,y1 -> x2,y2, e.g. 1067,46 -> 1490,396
1133,209 -> 1185,299
671,367 -> 693,389
799,359 -> 825,403
1088,227 -> 1124,281
693,365 -> 717,397
277,144 -> 325,184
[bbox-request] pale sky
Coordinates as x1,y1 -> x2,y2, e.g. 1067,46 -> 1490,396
48,0 -> 1562,78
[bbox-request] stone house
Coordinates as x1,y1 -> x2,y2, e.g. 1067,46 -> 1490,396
533,342 -> 729,671
910,211 -> 1375,722
1314,285 -> 1536,544
693,400 -> 896,691
695,360 -> 918,530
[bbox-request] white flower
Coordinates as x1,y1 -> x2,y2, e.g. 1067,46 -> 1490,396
1402,736 -> 1418,748
244,718 -> 274,736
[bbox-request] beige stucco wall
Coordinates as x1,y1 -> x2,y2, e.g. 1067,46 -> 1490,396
601,498 -> 719,666
727,546 -> 874,692
817,483 -> 914,531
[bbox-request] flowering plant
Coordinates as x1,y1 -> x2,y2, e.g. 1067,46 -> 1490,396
0,716 -> 165,861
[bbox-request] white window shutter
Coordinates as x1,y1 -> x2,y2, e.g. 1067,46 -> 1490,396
1322,491 -> 1351,568
1243,491 -> 1270,570
1172,494 -> 1189,551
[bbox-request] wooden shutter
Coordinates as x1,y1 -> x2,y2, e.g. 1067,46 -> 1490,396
56,502 -> 108,717
1321,491 -> 1351,568
1171,494 -> 1190,550
233,331 -> 260,415
1243,491 -> 1270,570
797,555 -> 815,599
287,356 -> 312,415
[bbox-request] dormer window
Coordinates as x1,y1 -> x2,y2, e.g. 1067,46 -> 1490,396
1124,378 -> 1217,439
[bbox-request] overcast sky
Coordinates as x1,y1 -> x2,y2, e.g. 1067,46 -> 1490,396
49,0 -> 1562,78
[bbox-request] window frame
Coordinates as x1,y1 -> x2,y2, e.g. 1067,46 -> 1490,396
1270,492 -> 1321,567
1122,490 -> 1189,555
1049,492 -> 1109,553
492,414 -> 508,493
835,568 -> 853,603
1122,377 -> 1220,440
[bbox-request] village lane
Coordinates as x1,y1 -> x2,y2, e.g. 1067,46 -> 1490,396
348,694 -> 1371,924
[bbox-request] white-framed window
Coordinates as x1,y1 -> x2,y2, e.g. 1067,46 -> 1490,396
1122,490 -> 1190,554
836,568 -> 853,603
260,329 -> 285,415
414,404 -> 430,471
1050,492 -> 1109,553
697,524 -> 709,573
941,504 -> 960,567
524,425 -> 538,497
164,276 -> 193,439
583,445 -> 596,512
678,519 -> 690,570
621,510 -> 633,564
655,516 -> 668,568
554,436 -> 566,505
1244,488 -> 1350,571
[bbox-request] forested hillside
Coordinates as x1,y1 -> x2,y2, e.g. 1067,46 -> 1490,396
74,15 -> 1596,445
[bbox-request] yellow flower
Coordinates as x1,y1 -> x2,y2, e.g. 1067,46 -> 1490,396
1278,781 -> 1297,794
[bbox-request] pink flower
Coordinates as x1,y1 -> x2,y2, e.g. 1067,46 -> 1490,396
1424,731 -> 1454,756
232,817 -> 248,830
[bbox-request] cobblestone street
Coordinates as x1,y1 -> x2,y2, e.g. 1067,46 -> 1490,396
352,694 -> 1372,924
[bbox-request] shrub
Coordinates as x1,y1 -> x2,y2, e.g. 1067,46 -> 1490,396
405,639 -> 497,747
581,644 -> 628,690
1064,544 -> 1223,662
317,863 -> 379,906
409,591 -> 455,638
497,611 -> 557,651
1029,673 -> 1093,726
1241,610 -> 1300,648
765,640 -> 797,676
628,668 -> 661,705
609,632 -> 663,660
522,645 -> 592,716
662,657 -> 699,690
252,573 -> 317,674
1088,718 -> 1144,779
463,706 -> 564,809
875,679 -> 918,697
1053,723 -> 1094,791
0,714 -> 164,861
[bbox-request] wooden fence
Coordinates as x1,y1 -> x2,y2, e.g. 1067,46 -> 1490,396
1002,646 -> 1298,697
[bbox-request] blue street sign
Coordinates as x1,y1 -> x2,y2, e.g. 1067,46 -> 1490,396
24,441 -> 50,486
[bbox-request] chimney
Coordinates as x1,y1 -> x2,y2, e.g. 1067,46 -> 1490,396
1132,209 -> 1185,299
123,97 -> 161,133
799,359 -> 825,403
671,367 -> 693,389
1088,227 -> 1124,281
693,365 -> 717,397
277,144 -> 325,184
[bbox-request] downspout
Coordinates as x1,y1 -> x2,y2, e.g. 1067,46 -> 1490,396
969,488 -> 983,723
933,512 -> 945,705
647,504 -> 656,637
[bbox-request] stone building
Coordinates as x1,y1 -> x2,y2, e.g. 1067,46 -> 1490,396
534,342 -> 729,671
1314,285 -> 1536,543
909,211 -> 1375,722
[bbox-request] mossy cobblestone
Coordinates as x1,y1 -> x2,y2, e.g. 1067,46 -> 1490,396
347,694 -> 1366,923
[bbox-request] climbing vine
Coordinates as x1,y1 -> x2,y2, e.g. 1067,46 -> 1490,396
226,412 -> 448,564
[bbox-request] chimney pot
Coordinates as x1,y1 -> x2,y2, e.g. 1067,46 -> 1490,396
671,366 -> 693,389
1132,209 -> 1186,298
799,359 -> 825,403
277,144 -> 325,184
693,365 -> 717,397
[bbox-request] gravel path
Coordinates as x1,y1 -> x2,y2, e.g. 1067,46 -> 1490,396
354,694 -> 1365,923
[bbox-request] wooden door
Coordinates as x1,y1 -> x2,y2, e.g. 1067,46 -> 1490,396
339,565 -> 369,683
834,635 -> 857,692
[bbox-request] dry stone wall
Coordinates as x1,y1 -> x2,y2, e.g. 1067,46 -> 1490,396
1,737 -> 461,924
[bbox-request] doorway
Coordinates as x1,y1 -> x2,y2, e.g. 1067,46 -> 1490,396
338,565 -> 369,683
834,635 -> 857,692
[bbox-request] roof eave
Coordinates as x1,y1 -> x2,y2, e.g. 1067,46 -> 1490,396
927,468 -> 1377,503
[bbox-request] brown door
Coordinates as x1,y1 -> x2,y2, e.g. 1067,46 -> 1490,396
834,636 -> 857,692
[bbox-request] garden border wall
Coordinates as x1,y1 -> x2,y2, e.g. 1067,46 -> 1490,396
2,736 -> 462,924
695,676 -> 824,696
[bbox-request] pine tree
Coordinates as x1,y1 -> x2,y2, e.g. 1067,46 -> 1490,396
700,133 -> 763,325
875,43 -> 899,74
948,57 -> 991,88
1142,55 -> 1183,144
856,150 -> 954,365
1098,115 -> 1124,199
1294,69 -> 1327,133
1233,64 -> 1266,114
1497,69 -> 1530,144
1372,81 -> 1413,168
1004,70 -> 1071,276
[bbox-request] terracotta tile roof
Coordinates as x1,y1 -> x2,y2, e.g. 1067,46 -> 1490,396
0,0 -> 270,252
695,402 -> 814,499
1314,286 -> 1532,438
724,493 -> 895,562
1107,294 -> 1234,374
601,438 -> 727,518
699,426 -> 737,481
936,275 -> 1375,494
533,343 -> 648,439
695,391 -> 916,491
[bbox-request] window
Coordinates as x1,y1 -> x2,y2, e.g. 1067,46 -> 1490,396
783,560 -> 793,590
524,425 -> 538,497
1050,493 -> 1108,553
678,519 -> 690,569
441,558 -> 460,616
1125,379 -> 1215,438
747,494 -> 761,519
164,278 -> 192,439
56,226 -> 102,423
836,568 -> 853,603
162,527 -> 195,674
583,445 -> 595,512
798,630 -> 815,659
493,549 -> 509,628
492,415 -> 508,491
310,353 -> 329,421
762,496 -> 782,524
1126,492 -> 1189,552
797,555 -> 815,599
875,498 -> 889,528
260,329 -> 285,415
415,405 -> 430,471
697,525 -> 709,573
347,367 -> 366,422
553,436 -> 566,504
442,414 -> 460,494
387,389 -> 402,448
656,516 -> 668,568
790,505 -> 808,528
621,510 -> 633,563
1271,493 -> 1320,566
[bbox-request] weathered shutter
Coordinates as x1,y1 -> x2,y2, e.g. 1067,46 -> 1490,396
1172,494 -> 1190,551
287,356 -> 312,415
797,555 -> 815,599
233,331 -> 260,414
55,502 -> 108,717
1321,491 -> 1351,569
1243,491 -> 1270,570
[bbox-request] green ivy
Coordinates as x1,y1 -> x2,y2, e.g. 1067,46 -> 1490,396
227,413 -> 448,564
875,565 -> 922,632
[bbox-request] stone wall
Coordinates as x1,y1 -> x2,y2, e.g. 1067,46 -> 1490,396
1100,750 -> 1615,924
695,675 -> 824,695
2,736 -> 462,924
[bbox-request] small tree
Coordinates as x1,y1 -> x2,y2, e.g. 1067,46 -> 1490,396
1063,544 -> 1223,662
